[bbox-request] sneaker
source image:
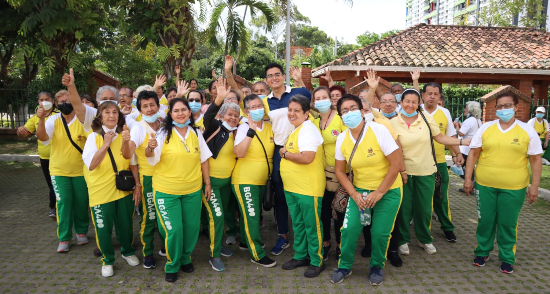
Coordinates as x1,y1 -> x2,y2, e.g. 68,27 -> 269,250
282,258 -> 309,270
417,241 -> 437,255
76,234 -> 89,245
331,268 -> 352,284
398,243 -> 409,256
251,256 -> 277,268
239,242 -> 265,250
49,209 -> 56,218
336,246 -> 341,261
226,235 -> 237,245
101,265 -> 114,277
57,241 -> 71,253
165,272 -> 177,282
388,250 -> 403,267
221,246 -> 233,257
500,262 -> 514,274
143,255 -> 156,269
473,256 -> 489,267
361,245 -> 371,258
458,188 -> 466,193
444,231 -> 457,242
369,267 -> 384,286
122,255 -> 140,266
209,257 -> 225,271
304,264 -> 326,278
181,263 -> 194,273
93,247 -> 102,257
270,236 -> 290,256
135,206 -> 140,216
159,247 -> 166,257
323,244 -> 331,261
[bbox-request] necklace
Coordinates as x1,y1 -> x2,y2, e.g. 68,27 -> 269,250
320,110 -> 333,131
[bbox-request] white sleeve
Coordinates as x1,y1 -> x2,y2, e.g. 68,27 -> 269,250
443,108 -> 456,136
459,117 -> 474,136
82,105 -> 97,133
297,123 -> 323,152
527,118 -> 535,129
370,123 -> 399,156
525,123 -> 544,155
147,130 -> 166,166
469,121 -> 492,149
198,131 -> 213,163
41,114 -> 58,146
124,114 -> 139,130
82,132 -> 99,170
127,108 -> 140,121
130,124 -> 145,147
334,131 -> 347,161
130,153 -> 138,165
234,123 -> 250,146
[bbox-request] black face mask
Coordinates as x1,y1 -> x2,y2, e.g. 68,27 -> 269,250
57,102 -> 74,115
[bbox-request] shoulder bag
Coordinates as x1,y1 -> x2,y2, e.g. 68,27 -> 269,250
61,115 -> 83,154
418,111 -> 442,197
331,120 -> 366,218
104,134 -> 135,191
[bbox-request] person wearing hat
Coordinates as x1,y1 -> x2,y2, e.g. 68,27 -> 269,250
527,106 -> 550,164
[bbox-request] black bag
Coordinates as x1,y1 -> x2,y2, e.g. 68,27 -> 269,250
106,143 -> 135,192
418,111 -> 442,197
61,115 -> 83,154
255,131 -> 274,211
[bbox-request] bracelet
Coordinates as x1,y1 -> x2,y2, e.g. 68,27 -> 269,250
135,183 -> 141,187
460,138 -> 463,146
246,128 -> 256,138
452,156 -> 457,158
226,74 -> 233,79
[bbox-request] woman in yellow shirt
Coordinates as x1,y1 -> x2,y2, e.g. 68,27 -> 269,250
280,95 -> 326,278
312,86 -> 346,261
188,90 -> 205,131
146,98 -> 212,283
331,94 -> 403,285
17,90 -> 59,217
464,92 -> 542,274
82,101 -> 140,277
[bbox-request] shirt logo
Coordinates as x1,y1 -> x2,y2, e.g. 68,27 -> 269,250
77,135 -> 84,141
270,136 -> 274,143
194,147 -> 199,153
367,147 -> 376,157
512,138 -> 520,145
331,130 -> 339,137
288,142 -> 294,150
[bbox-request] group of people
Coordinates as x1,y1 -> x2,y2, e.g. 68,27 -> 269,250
17,56 -> 542,285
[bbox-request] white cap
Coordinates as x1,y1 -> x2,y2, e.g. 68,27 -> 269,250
536,106 -> 546,113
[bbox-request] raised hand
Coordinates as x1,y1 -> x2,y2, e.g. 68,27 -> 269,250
176,80 -> 190,98
365,68 -> 380,89
410,68 -> 420,81
148,132 -> 158,150
175,65 -> 181,75
154,75 -> 167,89
36,103 -> 47,119
289,66 -> 302,81
224,55 -> 234,72
61,68 -> 75,87
212,69 -> 217,80
121,125 -> 130,142
216,77 -> 230,100
320,68 -> 332,82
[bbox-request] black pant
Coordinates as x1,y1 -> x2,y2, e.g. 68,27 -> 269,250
363,214 -> 400,252
39,158 -> 56,209
460,153 -> 475,181
321,190 -> 344,244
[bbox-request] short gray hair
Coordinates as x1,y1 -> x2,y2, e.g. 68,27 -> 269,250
380,92 -> 396,102
360,98 -> 371,110
466,101 -> 481,120
219,102 -> 241,117
96,86 -> 120,101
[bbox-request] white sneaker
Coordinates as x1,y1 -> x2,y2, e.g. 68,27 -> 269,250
122,255 -> 140,266
398,243 -> 409,256
101,265 -> 114,277
417,241 -> 437,254
225,235 -> 237,245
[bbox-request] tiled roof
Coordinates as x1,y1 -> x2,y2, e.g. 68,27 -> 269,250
314,24 -> 550,71
480,85 -> 531,103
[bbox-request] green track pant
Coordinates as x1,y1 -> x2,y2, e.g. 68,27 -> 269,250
285,190 -> 324,267
224,188 -> 239,237
233,184 -> 266,261
51,175 -> 89,242
154,189 -> 202,273
398,174 -> 435,245
90,194 -> 135,266
433,163 -> 455,232
474,183 -> 526,265
138,175 -> 165,257
202,177 -> 231,257
339,187 -> 402,269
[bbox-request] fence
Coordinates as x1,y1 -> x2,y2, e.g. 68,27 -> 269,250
0,87 -> 36,129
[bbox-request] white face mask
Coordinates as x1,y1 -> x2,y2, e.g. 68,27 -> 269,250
364,112 -> 374,122
41,101 -> 53,110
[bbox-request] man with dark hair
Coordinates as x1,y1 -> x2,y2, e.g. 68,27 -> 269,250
262,62 -> 312,256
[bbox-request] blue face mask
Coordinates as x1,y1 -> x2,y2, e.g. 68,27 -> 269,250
142,112 -> 159,123
189,101 -> 201,113
314,100 -> 331,114
173,119 -> 190,128
466,113 -> 471,118
258,95 -> 267,99
342,110 -> 363,129
132,99 -> 137,107
382,111 -> 396,118
222,121 -> 238,131
400,108 -> 418,117
496,108 -> 515,122
395,94 -> 402,103
536,113 -> 545,119
250,109 -> 265,122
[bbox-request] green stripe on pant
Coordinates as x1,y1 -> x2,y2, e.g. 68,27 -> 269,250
433,163 -> 454,232
51,175 -> 89,242
139,174 -> 165,257
398,174 -> 435,245
474,183 -> 525,265
202,176 -> 232,258
233,184 -> 266,261
339,187 -> 401,269
90,194 -> 135,266
154,189 -> 202,273
284,190 -> 324,267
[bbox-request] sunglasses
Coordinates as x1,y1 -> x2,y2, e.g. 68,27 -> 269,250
188,98 -> 201,103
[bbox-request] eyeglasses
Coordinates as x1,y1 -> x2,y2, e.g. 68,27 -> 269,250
181,140 -> 190,153
224,97 -> 238,102
248,104 -> 264,110
495,103 -> 515,110
380,100 -> 396,104
266,73 -> 283,80
340,106 -> 360,115
188,98 -> 201,103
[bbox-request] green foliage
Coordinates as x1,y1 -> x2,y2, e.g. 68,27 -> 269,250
236,47 -> 275,80
356,29 -> 402,47
307,45 -> 335,68
292,24 -> 330,48
442,85 -> 493,100
476,0 -> 546,28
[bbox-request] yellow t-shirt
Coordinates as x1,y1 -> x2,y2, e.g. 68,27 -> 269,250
209,133 -> 237,179
471,120 -> 542,190
390,111 -> 441,176
44,114 -> 89,177
426,107 -> 456,163
195,114 -> 205,132
532,119 -> 547,139
314,113 -> 347,168
85,134 -> 130,207
135,131 -> 156,177
280,122 -> 325,197
159,96 -> 168,106
24,110 -> 59,159
335,123 -> 402,191
232,122 -> 274,185
372,110 -> 398,140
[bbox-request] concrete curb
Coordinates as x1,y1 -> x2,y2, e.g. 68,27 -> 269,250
0,154 -> 40,163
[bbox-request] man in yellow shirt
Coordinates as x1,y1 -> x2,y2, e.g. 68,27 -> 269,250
17,91 -> 59,217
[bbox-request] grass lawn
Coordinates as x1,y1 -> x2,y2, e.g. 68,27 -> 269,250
530,165 -> 550,191
0,139 -> 38,155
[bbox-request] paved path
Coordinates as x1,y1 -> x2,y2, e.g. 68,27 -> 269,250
1,161 -> 549,293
